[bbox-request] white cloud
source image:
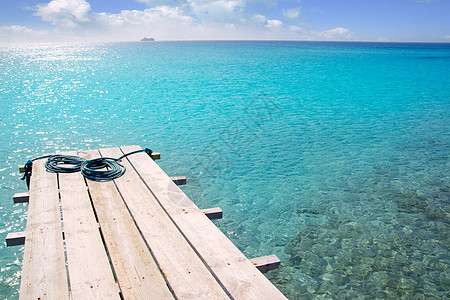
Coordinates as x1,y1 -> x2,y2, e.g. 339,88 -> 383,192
35,0 -> 91,28
282,7 -> 301,20
251,14 -> 267,25
1,25 -> 33,34
136,0 -> 183,7
0,25 -> 49,42
91,6 -> 196,40
442,34 -> 450,40
265,19 -> 283,31
289,25 -> 302,32
187,0 -> 246,22
1,0 -> 360,42
283,26 -> 356,41
318,27 -> 354,40
25,0 -> 291,41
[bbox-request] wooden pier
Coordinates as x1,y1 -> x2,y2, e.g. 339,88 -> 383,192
9,145 -> 286,299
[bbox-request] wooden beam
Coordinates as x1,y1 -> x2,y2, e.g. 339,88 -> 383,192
6,231 -> 26,247
151,152 -> 161,160
102,147 -> 229,299
202,207 -> 223,220
250,255 -> 281,273
17,151 -> 160,173
13,192 -> 29,203
170,176 -> 187,186
121,145 -> 287,299
80,149 -> 174,300
19,157 -> 69,299
58,151 -> 120,299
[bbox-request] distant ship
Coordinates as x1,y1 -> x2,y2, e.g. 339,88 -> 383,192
141,37 -> 155,42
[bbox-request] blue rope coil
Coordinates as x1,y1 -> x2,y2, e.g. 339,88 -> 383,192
45,155 -> 85,173
81,157 -> 125,182
21,148 -> 153,188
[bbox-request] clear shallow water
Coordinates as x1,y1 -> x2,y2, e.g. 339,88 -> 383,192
0,41 -> 449,299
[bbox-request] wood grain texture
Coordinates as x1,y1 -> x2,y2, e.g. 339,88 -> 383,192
100,147 -> 229,300
6,231 -> 26,247
250,255 -> 281,273
121,145 -> 287,300
13,192 -> 29,203
19,157 -> 69,300
80,149 -> 175,300
58,151 -> 119,299
17,146 -> 286,299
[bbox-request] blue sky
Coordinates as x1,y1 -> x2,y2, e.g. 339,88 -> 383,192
0,0 -> 449,42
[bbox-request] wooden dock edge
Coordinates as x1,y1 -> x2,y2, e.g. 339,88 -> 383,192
14,146 -> 286,299
202,207 -> 223,220
18,151 -> 162,173
250,255 -> 281,273
6,231 -> 26,247
121,145 -> 287,299
170,176 -> 187,186
13,192 -> 30,203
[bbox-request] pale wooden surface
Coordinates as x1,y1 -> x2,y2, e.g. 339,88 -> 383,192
5,231 -> 25,247
170,176 -> 187,186
13,192 -> 29,203
19,158 -> 69,300
58,151 -> 119,299
18,146 -> 286,299
202,207 -> 223,220
80,149 -> 175,299
121,145 -> 287,300
99,147 -> 229,300
250,255 -> 281,273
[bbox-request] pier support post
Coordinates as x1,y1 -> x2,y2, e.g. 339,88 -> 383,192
170,176 -> 187,186
202,207 -> 223,220
151,152 -> 161,160
13,192 -> 30,203
6,232 -> 26,247
250,255 -> 281,273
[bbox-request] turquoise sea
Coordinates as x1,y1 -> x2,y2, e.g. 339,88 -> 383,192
0,41 -> 449,299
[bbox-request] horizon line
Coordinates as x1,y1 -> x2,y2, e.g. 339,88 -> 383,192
1,39 -> 450,45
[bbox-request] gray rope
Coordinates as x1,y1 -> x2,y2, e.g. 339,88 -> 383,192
21,148 -> 153,188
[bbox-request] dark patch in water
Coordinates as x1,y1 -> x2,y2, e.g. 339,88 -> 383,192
266,181 -> 450,299
296,208 -> 321,215
416,56 -> 450,60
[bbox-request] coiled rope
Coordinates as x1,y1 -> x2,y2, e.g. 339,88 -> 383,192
21,148 -> 153,188
45,155 -> 85,173
81,157 -> 125,182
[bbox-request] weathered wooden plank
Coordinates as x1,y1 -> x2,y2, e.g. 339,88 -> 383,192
151,152 -> 161,160
58,151 -> 119,299
80,150 -> 174,300
19,158 -> 69,300
121,145 -> 287,300
250,255 -> 281,273
202,207 -> 223,220
170,176 -> 187,186
99,147 -> 229,299
6,231 -> 26,247
13,192 -> 29,203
